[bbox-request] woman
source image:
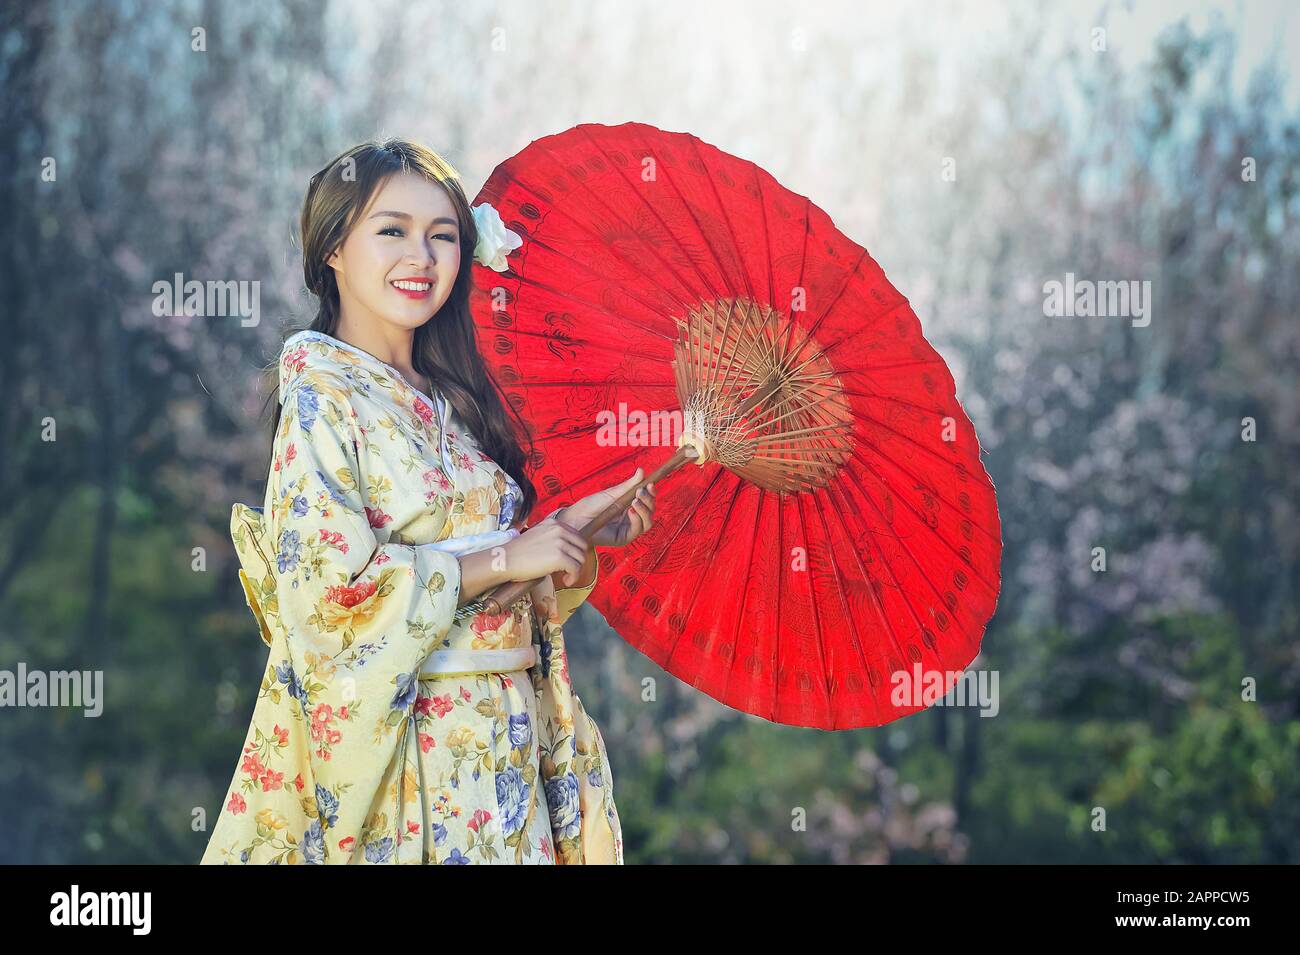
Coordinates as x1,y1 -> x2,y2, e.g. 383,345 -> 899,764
201,139 -> 654,865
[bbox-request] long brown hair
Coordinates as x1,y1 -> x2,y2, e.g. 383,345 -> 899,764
261,138 -> 537,522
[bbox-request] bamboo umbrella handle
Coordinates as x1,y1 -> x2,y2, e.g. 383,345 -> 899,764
471,446 -> 697,616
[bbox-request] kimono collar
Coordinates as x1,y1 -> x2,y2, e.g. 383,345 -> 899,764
277,329 -> 524,527
278,329 -> 454,474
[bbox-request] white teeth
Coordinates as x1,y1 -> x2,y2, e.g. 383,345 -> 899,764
392,280 -> 431,291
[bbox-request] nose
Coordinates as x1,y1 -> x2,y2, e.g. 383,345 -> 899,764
405,236 -> 436,270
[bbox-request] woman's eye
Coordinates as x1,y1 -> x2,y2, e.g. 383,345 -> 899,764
379,227 -> 456,242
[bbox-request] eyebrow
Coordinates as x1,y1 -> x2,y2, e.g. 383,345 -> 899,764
368,210 -> 459,228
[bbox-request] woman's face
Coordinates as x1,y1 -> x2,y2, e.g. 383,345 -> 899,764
326,171 -> 462,333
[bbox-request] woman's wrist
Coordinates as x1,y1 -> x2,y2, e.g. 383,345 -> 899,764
456,546 -> 515,604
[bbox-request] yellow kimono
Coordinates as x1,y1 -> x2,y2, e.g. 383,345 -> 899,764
201,329 -> 623,864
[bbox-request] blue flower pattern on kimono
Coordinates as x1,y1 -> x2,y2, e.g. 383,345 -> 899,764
498,483 -> 518,531
296,386 -> 320,432
545,773 -> 582,840
508,712 -> 531,750
495,766 -> 529,835
275,529 -> 301,574
274,662 -> 309,718
390,668 -> 420,713
364,836 -> 394,864
315,784 -> 340,828
301,820 -> 325,864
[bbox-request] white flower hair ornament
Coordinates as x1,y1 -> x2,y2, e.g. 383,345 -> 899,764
471,202 -> 524,272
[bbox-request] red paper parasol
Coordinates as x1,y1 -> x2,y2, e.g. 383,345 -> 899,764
469,122 -> 1002,729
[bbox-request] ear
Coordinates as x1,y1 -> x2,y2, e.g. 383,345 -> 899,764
326,247 -> 341,272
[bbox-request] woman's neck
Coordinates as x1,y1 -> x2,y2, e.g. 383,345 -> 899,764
334,316 -> 428,394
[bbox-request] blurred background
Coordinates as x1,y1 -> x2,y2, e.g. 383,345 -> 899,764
1,0 -> 1296,864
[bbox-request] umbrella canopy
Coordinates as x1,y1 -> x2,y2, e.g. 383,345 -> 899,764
469,121 -> 1002,729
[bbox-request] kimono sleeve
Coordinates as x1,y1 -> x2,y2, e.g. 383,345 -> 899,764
552,553 -> 599,627
266,386 -> 462,863
528,569 -> 624,864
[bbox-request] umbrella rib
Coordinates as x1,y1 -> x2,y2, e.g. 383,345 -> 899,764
750,422 -> 853,445
852,460 -> 985,662
849,403 -> 998,494
653,139 -> 750,311
488,183 -> 702,325
571,124 -> 726,306
806,488 -> 878,728
838,387 -> 966,419
712,303 -> 770,406
506,377 -> 676,388
797,244 -> 873,351
513,139 -> 707,315
845,445 -> 999,597
832,464 -> 939,670
822,478 -> 906,725
497,323 -> 670,363
687,135 -> 764,320
635,465 -> 728,581
767,491 -> 785,725
718,485 -> 767,721
659,476 -> 748,697
790,493 -> 832,722
538,443 -> 651,507
706,300 -> 744,404
642,470 -> 735,674
789,195 -> 812,360
751,159 -> 776,310
817,300 -> 912,358
847,409 -> 1002,546
498,237 -> 683,338
748,376 -> 848,431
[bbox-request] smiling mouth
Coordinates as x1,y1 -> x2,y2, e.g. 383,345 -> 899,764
391,279 -> 433,297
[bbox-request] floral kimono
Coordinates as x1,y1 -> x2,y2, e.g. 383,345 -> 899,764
201,329 -> 623,865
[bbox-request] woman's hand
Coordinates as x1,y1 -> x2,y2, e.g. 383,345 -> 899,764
502,519 -> 593,588
554,467 -> 657,548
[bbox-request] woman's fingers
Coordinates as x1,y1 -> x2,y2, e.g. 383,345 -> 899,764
621,496 -> 652,539
554,523 -> 586,550
557,542 -> 587,583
